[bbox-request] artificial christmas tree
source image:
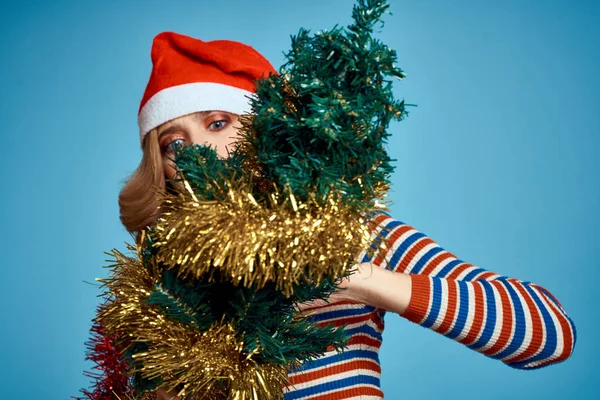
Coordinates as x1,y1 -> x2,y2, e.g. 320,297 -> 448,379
76,1 -> 407,398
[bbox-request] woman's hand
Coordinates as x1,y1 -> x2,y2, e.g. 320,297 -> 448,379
156,387 -> 181,400
296,262 -> 412,315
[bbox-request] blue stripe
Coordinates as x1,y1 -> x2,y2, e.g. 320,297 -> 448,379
370,210 -> 391,219
296,349 -> 380,371
463,267 -> 486,281
360,252 -> 373,263
388,231 -> 426,272
535,284 -> 565,313
569,314 -> 578,352
489,278 -> 526,360
468,280 -> 496,350
379,219 -> 402,237
297,323 -> 383,356
285,372 -> 381,399
410,246 -> 444,274
363,210 -> 381,221
508,285 -> 558,369
362,218 -> 402,263
308,305 -> 377,323
436,259 -> 463,278
420,277 -> 442,328
285,374 -> 381,399
446,280 -> 469,339
344,322 -> 383,342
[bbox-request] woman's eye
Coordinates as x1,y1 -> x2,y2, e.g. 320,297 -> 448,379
208,119 -> 228,130
163,138 -> 185,153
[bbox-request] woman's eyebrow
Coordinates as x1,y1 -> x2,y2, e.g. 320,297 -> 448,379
158,123 -> 185,139
193,111 -> 211,121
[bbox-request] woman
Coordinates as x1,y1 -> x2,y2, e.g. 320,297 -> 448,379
120,31 -> 576,400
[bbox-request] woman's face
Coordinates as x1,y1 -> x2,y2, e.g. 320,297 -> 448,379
157,111 -> 241,180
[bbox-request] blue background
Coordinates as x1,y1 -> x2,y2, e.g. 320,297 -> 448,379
1,0 -> 597,398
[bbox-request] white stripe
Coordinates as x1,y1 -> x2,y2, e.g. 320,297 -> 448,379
522,286 -> 561,367
525,286 -> 573,368
287,348 -> 381,378
430,279 -> 449,330
469,270 -> 501,281
370,221 -> 408,270
382,226 -> 414,269
537,284 -> 567,315
455,264 -> 480,280
307,306 -> 384,333
285,364 -> 381,393
303,334 -> 381,357
440,280 -> 460,336
502,283 -> 535,361
525,290 -> 562,367
479,281 -> 503,352
355,216 -> 393,263
398,228 -> 429,273
455,281 -> 476,342
138,82 -> 254,142
341,318 -> 384,335
488,280 -> 516,357
469,282 -> 488,346
522,359 -> 546,369
544,290 -> 575,357
403,242 -> 439,274
334,337 -> 382,354
305,302 -> 370,317
427,255 -> 456,278
448,262 -> 469,280
288,384 -> 382,400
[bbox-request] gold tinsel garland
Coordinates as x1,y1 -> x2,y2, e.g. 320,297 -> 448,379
98,243 -> 291,400
152,179 -> 389,296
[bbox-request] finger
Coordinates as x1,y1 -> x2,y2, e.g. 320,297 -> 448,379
295,298 -> 329,312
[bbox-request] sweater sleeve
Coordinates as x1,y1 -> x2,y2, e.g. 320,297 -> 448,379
357,211 -> 576,370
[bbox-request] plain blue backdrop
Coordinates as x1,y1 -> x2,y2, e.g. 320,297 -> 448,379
1,0 -> 597,399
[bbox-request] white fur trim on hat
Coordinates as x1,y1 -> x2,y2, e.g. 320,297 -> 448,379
138,82 -> 255,144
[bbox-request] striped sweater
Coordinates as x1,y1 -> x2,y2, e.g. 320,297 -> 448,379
283,212 -> 577,399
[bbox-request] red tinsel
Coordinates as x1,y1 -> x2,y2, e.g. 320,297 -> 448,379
73,306 -> 136,400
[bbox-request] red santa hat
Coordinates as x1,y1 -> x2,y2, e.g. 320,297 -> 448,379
138,31 -> 276,145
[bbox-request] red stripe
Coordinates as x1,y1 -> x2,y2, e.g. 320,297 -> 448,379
445,262 -> 475,280
373,225 -> 412,267
307,301 -> 369,313
363,214 -> 392,261
526,286 -> 574,367
321,334 -> 382,353
288,359 -> 381,385
346,334 -> 383,349
503,281 -> 545,364
368,214 -> 391,236
322,334 -> 383,353
437,280 -> 458,334
397,236 -> 438,273
476,271 -> 496,281
401,274 -> 432,323
302,386 -> 384,400
459,282 -> 485,345
373,213 -> 390,225
420,251 -> 454,277
318,310 -> 384,331
483,280 -> 514,356
533,283 -> 566,313
365,214 -> 394,265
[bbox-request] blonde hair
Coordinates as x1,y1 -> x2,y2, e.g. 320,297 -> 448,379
119,111 -> 241,243
118,128 -> 166,237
